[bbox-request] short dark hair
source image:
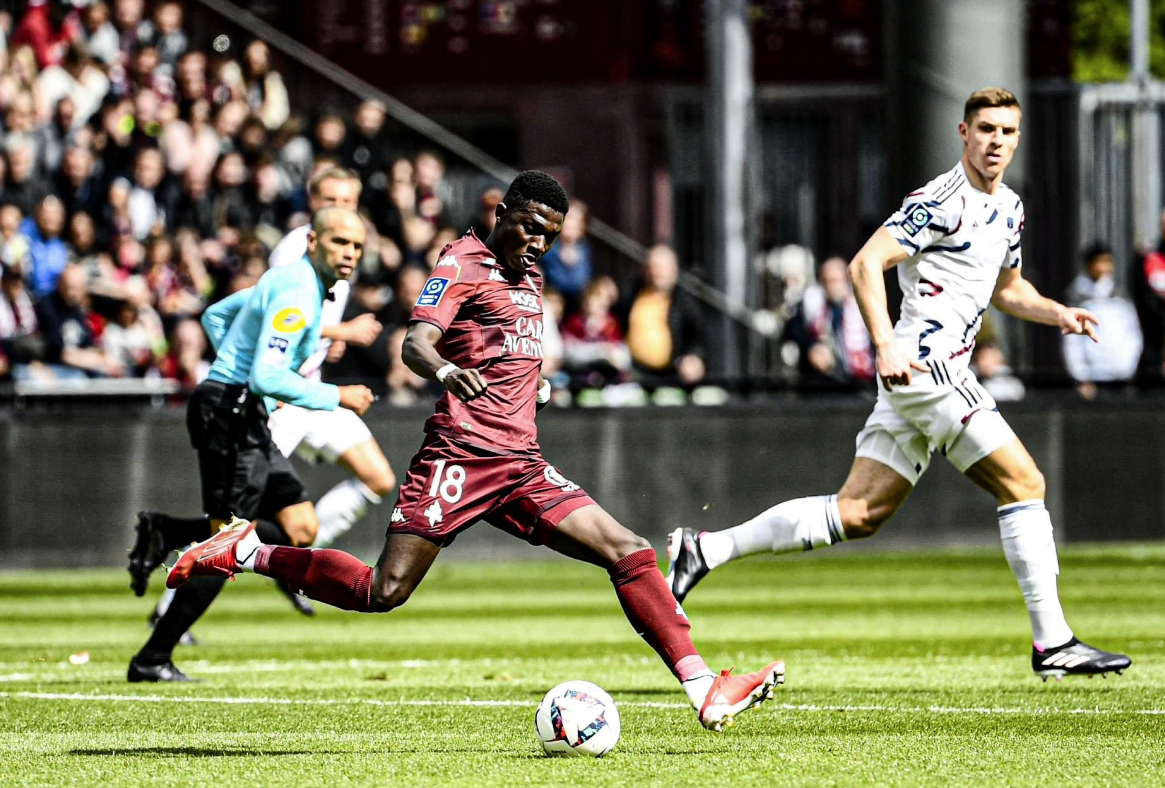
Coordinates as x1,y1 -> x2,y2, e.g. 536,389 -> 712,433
503,170 -> 568,215
1081,240 -> 1112,265
963,87 -> 1021,123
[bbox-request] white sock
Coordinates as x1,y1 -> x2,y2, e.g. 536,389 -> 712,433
313,479 -> 382,548
155,587 -> 177,617
699,495 -> 845,569
234,528 -> 263,572
681,674 -> 716,709
998,500 -> 1073,649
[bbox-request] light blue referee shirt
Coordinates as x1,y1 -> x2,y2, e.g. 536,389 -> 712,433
201,257 -> 340,411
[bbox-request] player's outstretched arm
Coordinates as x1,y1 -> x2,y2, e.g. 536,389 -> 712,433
992,268 -> 1099,342
849,227 -> 927,389
402,320 -> 488,402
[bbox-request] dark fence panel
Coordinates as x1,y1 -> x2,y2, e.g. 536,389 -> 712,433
1,402 -> 1162,568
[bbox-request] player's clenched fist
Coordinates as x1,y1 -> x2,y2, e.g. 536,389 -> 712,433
444,368 -> 489,402
338,384 -> 376,415
341,313 -> 383,347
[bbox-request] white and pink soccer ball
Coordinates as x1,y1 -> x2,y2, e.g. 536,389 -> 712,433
534,680 -> 621,758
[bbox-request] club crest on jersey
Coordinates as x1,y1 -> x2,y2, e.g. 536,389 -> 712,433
509,290 -> 541,313
435,255 -> 461,279
272,307 -> 307,333
416,277 -> 451,308
901,204 -> 934,237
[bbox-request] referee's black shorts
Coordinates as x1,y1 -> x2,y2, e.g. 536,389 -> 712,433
186,380 -> 309,522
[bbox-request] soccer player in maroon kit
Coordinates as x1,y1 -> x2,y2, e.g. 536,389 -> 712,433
166,171 -> 784,731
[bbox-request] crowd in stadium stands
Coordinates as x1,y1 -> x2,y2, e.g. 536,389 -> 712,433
0,1 -> 1159,403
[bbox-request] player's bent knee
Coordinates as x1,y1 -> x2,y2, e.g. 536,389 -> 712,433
369,573 -> 414,612
837,498 -> 892,540
613,533 -> 652,560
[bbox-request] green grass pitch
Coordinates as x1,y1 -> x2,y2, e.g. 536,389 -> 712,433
1,544 -> 1163,787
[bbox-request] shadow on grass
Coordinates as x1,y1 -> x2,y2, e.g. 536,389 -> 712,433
69,747 -> 327,757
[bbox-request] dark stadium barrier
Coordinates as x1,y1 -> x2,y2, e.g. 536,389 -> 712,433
1,401 -> 1162,568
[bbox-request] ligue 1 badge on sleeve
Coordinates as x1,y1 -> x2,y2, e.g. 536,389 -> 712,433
902,204 -> 934,236
417,277 -> 451,308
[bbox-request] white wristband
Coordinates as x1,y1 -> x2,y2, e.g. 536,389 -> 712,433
536,378 -> 552,404
435,363 -> 459,383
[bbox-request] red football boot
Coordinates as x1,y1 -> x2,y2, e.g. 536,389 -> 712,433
698,661 -> 786,732
165,517 -> 255,589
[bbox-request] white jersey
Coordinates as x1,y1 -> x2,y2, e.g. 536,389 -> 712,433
269,223 -> 350,380
882,161 -> 1024,367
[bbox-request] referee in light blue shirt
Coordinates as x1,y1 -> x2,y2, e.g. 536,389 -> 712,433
126,207 -> 374,683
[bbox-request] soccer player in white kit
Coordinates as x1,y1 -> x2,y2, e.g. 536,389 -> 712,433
667,88 -> 1132,680
265,167 -> 397,560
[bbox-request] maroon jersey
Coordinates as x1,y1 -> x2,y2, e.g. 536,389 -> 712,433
410,231 -> 546,454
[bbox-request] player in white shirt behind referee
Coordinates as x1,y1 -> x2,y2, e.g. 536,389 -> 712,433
667,87 -> 1131,681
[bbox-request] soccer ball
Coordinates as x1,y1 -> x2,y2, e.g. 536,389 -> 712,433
534,680 -> 621,758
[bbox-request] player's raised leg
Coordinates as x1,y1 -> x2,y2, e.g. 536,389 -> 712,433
668,457 -> 913,603
313,436 -> 397,549
964,439 -> 1131,679
550,503 -> 784,731
169,521 -> 440,614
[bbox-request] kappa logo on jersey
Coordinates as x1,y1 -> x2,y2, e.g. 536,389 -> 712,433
435,255 -> 461,279
416,277 -> 451,308
390,507 -> 406,524
267,336 -> 289,353
272,307 -> 307,333
901,204 -> 934,237
544,467 -> 580,492
509,290 -> 541,313
488,268 -> 507,282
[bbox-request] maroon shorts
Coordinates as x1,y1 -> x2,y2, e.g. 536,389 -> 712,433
387,432 -> 596,547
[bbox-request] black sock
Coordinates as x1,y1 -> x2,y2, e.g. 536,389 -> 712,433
154,513 -> 212,552
254,519 -> 292,547
136,576 -> 226,664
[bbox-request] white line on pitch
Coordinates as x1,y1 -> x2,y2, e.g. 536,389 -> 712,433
1,691 -> 1162,716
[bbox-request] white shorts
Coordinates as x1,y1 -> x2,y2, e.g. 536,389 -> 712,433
854,358 -> 1016,485
268,404 -> 373,465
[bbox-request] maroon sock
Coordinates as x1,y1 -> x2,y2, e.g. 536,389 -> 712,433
609,548 -> 699,677
254,546 -> 375,612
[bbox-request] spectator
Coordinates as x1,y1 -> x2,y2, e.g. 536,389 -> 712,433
783,255 -> 875,388
112,0 -> 149,64
539,199 -> 592,312
159,98 -> 219,181
34,42 -> 109,128
348,99 -> 391,186
413,149 -> 448,228
4,90 -> 38,137
10,0 -> 80,70
80,1 -> 120,66
0,203 -> 31,271
236,114 -> 268,168
1063,242 -> 1142,399
101,293 -> 164,375
33,95 -> 74,174
249,158 -> 291,246
241,40 -> 289,130
1132,208 -> 1165,384
141,1 -> 185,76
22,194 -> 69,299
312,111 -> 349,162
4,134 -> 51,215
561,275 -> 630,389
174,50 -> 207,107
972,341 -> 1025,402
173,165 -> 214,238
126,146 -> 171,238
67,210 -> 107,278
209,150 -> 251,243
36,261 -> 122,378
0,260 -> 45,378
622,243 -> 706,388
467,186 -> 503,239
164,314 -> 207,389
95,95 -> 135,179
53,142 -> 102,218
